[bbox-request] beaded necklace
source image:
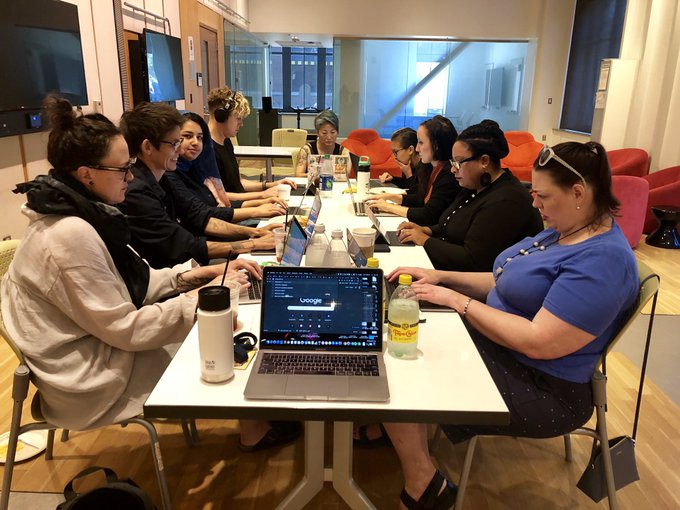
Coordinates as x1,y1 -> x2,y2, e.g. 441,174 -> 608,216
441,192 -> 477,232
494,222 -> 593,279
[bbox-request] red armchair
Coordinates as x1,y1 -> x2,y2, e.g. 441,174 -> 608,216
642,165 -> 680,233
501,131 -> 543,182
607,148 -> 649,177
341,129 -> 400,178
611,175 -> 649,248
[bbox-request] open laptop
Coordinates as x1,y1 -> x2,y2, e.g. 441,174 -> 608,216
241,216 -> 308,303
244,266 -> 389,402
366,206 -> 414,247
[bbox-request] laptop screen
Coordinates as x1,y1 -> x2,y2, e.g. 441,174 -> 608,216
280,216 -> 307,267
304,191 -> 322,238
259,267 -> 383,351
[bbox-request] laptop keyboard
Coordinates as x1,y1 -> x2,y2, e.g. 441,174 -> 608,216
258,353 -> 380,376
354,201 -> 366,214
246,275 -> 263,300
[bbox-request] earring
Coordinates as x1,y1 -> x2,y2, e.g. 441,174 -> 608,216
479,172 -> 492,187
577,205 -> 581,210
88,180 -> 94,186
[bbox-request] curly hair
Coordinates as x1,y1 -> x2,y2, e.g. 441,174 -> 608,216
43,95 -> 121,177
206,86 -> 251,119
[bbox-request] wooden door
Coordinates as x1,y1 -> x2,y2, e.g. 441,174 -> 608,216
199,25 -> 219,114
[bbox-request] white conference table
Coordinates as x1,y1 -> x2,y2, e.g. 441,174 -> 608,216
144,180 -> 509,509
234,145 -> 299,181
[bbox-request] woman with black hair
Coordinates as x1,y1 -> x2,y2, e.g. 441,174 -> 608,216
0,96 -> 256,431
365,115 -> 461,226
377,127 -> 422,195
397,120 -> 544,271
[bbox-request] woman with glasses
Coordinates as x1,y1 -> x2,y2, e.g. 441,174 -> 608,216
118,102 -> 278,269
365,115 -> 461,226
165,112 -> 290,231
0,95 -> 257,430
381,141 -> 639,509
396,120 -> 544,270
376,127 -> 422,195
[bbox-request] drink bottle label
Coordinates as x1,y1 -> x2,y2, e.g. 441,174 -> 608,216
387,320 -> 419,343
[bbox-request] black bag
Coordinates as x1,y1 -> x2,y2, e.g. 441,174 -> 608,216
576,435 -> 640,502
56,466 -> 155,510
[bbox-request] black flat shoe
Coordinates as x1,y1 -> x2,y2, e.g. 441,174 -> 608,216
238,421 -> 302,452
400,470 -> 457,509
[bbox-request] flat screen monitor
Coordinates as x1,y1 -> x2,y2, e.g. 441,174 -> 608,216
141,29 -> 185,102
0,1 -> 88,112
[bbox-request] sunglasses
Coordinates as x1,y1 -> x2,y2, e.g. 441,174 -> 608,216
89,157 -> 137,175
537,145 -> 587,186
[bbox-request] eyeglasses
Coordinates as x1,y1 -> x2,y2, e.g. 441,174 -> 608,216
89,158 -> 137,175
391,148 -> 407,158
537,145 -> 587,186
159,139 -> 183,151
449,155 -> 478,170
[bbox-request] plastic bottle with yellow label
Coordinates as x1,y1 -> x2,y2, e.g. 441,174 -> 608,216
387,274 -> 419,359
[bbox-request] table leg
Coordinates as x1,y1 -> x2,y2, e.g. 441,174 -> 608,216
276,421 -> 325,510
332,422 -> 376,510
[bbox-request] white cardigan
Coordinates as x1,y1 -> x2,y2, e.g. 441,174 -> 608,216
1,206 -> 197,430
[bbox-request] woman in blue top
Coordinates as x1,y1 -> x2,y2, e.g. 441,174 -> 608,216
383,141 -> 639,509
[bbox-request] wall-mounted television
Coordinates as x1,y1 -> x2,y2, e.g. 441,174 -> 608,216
140,29 -> 185,103
0,1 -> 88,112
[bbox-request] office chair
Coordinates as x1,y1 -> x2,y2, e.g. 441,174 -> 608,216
431,259 -> 660,510
0,239 -> 172,510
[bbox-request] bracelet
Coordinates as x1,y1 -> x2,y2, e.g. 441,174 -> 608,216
462,297 -> 473,318
261,181 -> 267,191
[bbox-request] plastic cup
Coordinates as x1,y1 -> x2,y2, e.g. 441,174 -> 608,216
352,227 -> 376,258
223,280 -> 241,331
273,227 -> 287,263
277,183 -> 292,201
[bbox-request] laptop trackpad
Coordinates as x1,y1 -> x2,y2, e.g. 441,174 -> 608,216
286,376 -> 349,400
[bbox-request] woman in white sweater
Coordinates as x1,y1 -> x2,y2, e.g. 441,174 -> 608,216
0,96 -> 256,431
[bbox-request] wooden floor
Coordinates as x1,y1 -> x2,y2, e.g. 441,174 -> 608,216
1,239 -> 679,509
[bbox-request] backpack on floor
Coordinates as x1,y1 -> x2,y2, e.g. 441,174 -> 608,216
56,466 -> 155,510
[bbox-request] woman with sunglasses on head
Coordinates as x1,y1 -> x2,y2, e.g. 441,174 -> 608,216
397,120 -> 543,271
381,141 -> 639,509
365,115 -> 461,226
165,112 -> 291,231
0,95 -> 257,431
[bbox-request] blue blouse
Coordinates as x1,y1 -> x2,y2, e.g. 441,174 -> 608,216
486,223 -> 638,383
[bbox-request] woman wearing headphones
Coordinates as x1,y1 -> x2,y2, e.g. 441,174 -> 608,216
208,86 -> 296,200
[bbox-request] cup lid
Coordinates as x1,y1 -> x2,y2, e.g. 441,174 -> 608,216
198,286 -> 230,311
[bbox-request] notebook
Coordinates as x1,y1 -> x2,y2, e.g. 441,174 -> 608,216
366,206 -> 414,247
241,217 -> 307,304
244,266 -> 389,402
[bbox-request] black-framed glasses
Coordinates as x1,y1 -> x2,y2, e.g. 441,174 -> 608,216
159,139 -> 182,151
450,155 -> 478,170
537,145 -> 587,186
391,147 -> 407,158
89,157 -> 137,175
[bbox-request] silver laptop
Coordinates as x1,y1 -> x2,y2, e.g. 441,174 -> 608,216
244,266 -> 389,402
366,206 -> 414,247
241,216 -> 308,304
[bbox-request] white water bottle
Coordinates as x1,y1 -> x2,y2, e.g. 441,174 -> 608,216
319,154 -> 334,198
305,223 -> 330,266
323,229 -> 352,267
356,155 -> 371,200
197,286 -> 234,383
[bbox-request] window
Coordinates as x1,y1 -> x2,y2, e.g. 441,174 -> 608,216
560,0 -> 627,133
270,47 -> 334,111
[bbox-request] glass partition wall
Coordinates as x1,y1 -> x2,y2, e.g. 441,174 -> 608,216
224,21 -> 268,110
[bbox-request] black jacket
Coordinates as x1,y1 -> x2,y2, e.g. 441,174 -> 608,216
403,161 -> 461,226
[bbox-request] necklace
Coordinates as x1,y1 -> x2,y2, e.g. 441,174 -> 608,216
441,192 -> 477,232
494,222 -> 593,279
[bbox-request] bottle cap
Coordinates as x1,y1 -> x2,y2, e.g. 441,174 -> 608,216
198,285 -> 230,311
358,155 -> 370,167
366,257 -> 379,268
398,274 -> 413,285
324,154 -> 331,159
331,229 -> 343,238
314,223 -> 326,233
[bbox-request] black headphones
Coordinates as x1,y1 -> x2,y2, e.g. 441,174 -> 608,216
234,331 -> 258,363
214,94 -> 236,123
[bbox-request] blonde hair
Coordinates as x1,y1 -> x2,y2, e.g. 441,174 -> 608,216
207,86 -> 251,118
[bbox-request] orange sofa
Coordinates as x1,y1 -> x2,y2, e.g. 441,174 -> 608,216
501,131 -> 543,182
607,148 -> 649,177
341,128 -> 400,178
